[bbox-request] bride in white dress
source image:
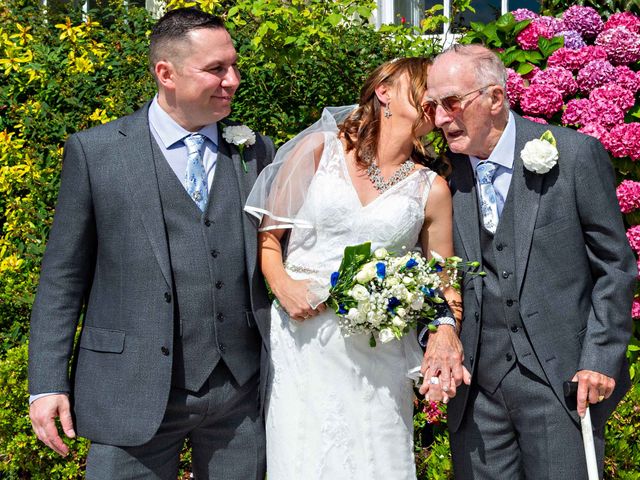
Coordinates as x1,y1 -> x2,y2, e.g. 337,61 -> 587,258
245,58 -> 462,479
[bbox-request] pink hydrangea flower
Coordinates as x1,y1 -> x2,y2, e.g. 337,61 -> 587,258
602,123 -> 640,160
603,12 -> 640,34
516,18 -> 556,50
616,180 -> 640,213
511,8 -> 539,22
556,29 -> 586,49
538,16 -> 566,35
506,68 -> 526,107
522,116 -> 548,124
632,297 -> 640,319
562,98 -> 591,126
531,66 -> 578,98
626,225 -> 640,254
546,46 -> 608,71
595,26 -> 640,65
614,65 -> 640,93
519,84 -> 564,117
589,84 -> 635,112
580,99 -> 625,127
576,59 -> 616,93
578,122 -> 608,142
562,5 -> 603,39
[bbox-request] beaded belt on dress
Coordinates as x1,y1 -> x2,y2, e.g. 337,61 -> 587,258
284,261 -> 319,275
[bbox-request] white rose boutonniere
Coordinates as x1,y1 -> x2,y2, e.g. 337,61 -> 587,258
520,130 -> 559,174
222,124 -> 256,173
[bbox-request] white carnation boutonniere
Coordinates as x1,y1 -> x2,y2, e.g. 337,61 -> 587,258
520,130 -> 559,174
222,124 -> 256,173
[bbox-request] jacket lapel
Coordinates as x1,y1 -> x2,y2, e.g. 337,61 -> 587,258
511,114 -> 544,297
451,155 -> 483,305
218,136 -> 259,281
117,105 -> 172,288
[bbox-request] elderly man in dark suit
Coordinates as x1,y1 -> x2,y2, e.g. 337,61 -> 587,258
420,44 -> 636,479
28,8 -> 274,479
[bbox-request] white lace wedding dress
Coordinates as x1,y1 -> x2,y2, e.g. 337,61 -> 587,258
265,132 -> 437,480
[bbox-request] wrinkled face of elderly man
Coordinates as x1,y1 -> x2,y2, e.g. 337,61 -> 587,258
426,52 -> 507,160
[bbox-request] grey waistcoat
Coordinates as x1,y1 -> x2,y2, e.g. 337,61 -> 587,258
476,189 -> 546,393
153,144 -> 261,392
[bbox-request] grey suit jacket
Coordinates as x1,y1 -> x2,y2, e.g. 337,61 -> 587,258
447,113 -> 637,432
28,103 -> 274,446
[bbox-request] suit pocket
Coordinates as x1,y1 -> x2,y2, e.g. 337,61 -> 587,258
79,326 -> 125,353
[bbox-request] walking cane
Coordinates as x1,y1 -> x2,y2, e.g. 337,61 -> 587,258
564,381 -> 600,480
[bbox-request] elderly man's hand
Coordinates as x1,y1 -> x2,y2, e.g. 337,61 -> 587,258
419,326 -> 471,402
572,369 -> 616,418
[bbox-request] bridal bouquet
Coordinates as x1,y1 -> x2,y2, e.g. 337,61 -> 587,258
327,242 -> 479,347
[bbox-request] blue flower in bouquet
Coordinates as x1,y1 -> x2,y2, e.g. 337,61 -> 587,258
387,296 -> 401,312
406,258 -> 418,269
376,262 -> 386,279
331,271 -> 340,287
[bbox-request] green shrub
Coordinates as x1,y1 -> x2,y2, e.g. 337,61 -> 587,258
0,343 -> 90,478
605,382 -> 640,479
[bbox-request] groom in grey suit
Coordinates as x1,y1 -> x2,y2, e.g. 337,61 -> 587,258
422,44 -> 636,479
28,8 -> 273,479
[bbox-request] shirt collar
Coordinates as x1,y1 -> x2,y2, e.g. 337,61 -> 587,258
469,111 -> 516,171
148,96 -> 219,149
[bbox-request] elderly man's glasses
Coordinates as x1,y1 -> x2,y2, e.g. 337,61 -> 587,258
423,84 -> 496,116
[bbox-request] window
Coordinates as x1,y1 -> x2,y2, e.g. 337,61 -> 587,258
376,0 -> 542,33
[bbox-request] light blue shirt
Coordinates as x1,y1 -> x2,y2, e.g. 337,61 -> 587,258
148,96 -> 219,189
469,112 -> 516,217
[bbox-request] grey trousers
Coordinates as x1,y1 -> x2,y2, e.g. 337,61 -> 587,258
450,363 -> 604,480
86,363 -> 265,480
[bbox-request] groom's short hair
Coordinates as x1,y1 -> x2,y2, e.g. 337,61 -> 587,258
149,8 -> 226,74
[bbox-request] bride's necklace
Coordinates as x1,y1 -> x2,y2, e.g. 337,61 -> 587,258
364,154 -> 416,193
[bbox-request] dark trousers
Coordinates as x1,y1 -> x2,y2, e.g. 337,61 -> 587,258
450,363 -> 604,480
86,363 -> 265,480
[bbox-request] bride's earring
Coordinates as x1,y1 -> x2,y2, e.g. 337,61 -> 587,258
384,100 -> 392,118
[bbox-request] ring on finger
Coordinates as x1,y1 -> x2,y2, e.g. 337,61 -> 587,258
429,376 -> 440,385
598,395 -> 605,402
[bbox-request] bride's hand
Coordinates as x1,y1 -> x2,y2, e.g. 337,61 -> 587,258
274,277 -> 326,321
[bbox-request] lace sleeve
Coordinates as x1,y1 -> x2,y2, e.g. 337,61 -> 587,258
244,106 -> 357,232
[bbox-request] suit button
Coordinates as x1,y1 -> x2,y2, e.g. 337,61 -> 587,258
210,250 -> 219,258
218,343 -> 226,353
511,325 -> 519,332
506,299 -> 513,307
216,313 -> 224,322
506,352 -> 513,362
161,346 -> 170,356
502,271 -> 510,279
164,292 -> 172,303
215,281 -> 224,289
496,244 -> 504,251
474,312 -> 480,322
204,219 -> 212,227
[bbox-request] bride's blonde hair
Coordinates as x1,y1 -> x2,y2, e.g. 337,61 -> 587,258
338,57 -> 435,170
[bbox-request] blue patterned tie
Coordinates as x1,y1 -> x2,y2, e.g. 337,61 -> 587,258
476,161 -> 499,234
184,134 -> 208,212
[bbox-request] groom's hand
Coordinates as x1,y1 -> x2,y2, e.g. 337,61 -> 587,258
419,326 -> 470,401
30,394 -> 75,456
